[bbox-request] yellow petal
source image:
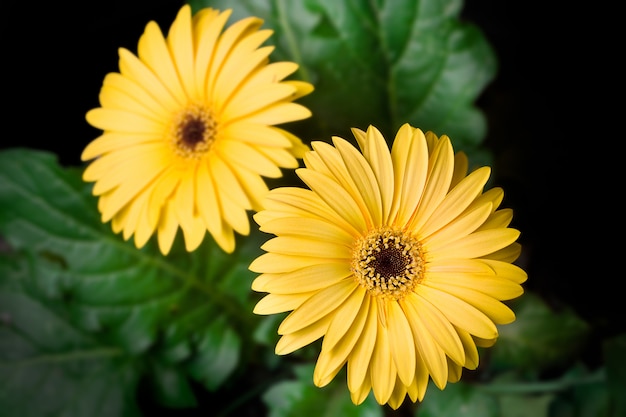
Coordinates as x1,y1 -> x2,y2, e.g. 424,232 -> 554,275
349,377 -> 372,406
427,258 -> 494,274
418,166 -> 491,239
157,200 -> 179,255
206,16 -> 263,93
370,316 -> 396,405
412,349 -> 431,402
334,136 -> 383,227
358,126 -> 395,224
455,326 -> 479,369
296,168 -> 368,233
276,314 -> 331,355
425,281 -> 516,324
386,300 -> 416,386
192,9 -> 231,101
313,349 -> 346,388
479,259 -> 528,284
236,60 -> 299,89
262,187 -> 358,235
221,122 -> 291,148
477,208 -> 514,230
255,146 -> 299,169
402,294 -> 448,389
195,160 -> 223,244
251,263 -> 352,294
81,132 -> 161,161
218,190 -> 250,236
450,151 -> 469,189
217,139 -> 282,177
221,80 -> 296,120
253,292 -> 316,315
89,145 -> 167,195
86,108 -> 166,133
422,202 -> 493,251
172,165 -> 196,240
259,216 -> 355,246
242,102 -> 312,125
322,286 -> 368,351
430,228 -> 521,260
167,4 -> 195,99
484,242 -> 522,263
308,141 -> 372,225
249,252 -> 343,274
447,357 -> 463,383
415,285 -> 498,340
213,41 -> 274,109
98,83 -> 163,122
408,136 -> 454,232
313,286 -> 370,387
137,21 -> 186,104
261,236 -> 351,259
347,299 -> 378,392
401,293 -> 465,365
428,270 -> 524,300
228,166 -> 268,212
117,48 -> 180,111
281,80 -> 314,100
101,72 -> 170,117
391,125 -> 428,226
278,279 -> 357,334
387,376 -> 408,410
98,150 -> 169,222
210,155 -> 252,210
123,190 -> 150,243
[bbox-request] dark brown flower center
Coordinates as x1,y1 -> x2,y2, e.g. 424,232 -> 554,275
352,227 -> 424,300
171,104 -> 216,159
181,117 -> 207,147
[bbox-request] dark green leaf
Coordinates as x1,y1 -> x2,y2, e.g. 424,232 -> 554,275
550,365 -> 609,417
190,0 -> 496,159
186,316 -> 242,391
0,149 -> 263,398
498,394 -> 553,417
0,254 -> 142,417
262,364 -> 383,417
149,363 -> 198,408
419,381 -> 499,417
603,334 -> 626,417
489,293 -> 590,374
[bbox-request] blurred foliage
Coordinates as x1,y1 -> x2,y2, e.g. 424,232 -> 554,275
188,0 -> 496,168
1,0 -> 624,416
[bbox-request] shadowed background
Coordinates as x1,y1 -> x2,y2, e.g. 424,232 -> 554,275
1,0 -> 615,413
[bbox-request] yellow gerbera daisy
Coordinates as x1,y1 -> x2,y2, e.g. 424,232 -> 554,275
82,4 -> 313,255
250,124 -> 527,409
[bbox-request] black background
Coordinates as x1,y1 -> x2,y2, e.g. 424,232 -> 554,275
2,0 -> 616,407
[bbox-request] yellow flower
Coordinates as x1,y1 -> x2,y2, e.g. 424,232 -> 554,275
82,5 -> 313,255
250,124 -> 527,409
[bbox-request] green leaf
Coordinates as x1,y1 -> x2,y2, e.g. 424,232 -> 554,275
186,316 -> 242,391
0,149 -> 264,401
149,363 -> 198,408
419,381 -> 499,417
0,254 -> 142,417
489,293 -> 590,374
498,394 -> 553,417
189,0 -> 496,157
262,364 -> 383,417
603,334 -> 626,417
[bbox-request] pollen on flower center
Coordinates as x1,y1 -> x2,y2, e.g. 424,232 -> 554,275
170,103 -> 217,159
352,227 -> 425,300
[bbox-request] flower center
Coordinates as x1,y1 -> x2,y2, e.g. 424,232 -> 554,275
170,103 -> 217,159
352,227 -> 425,300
